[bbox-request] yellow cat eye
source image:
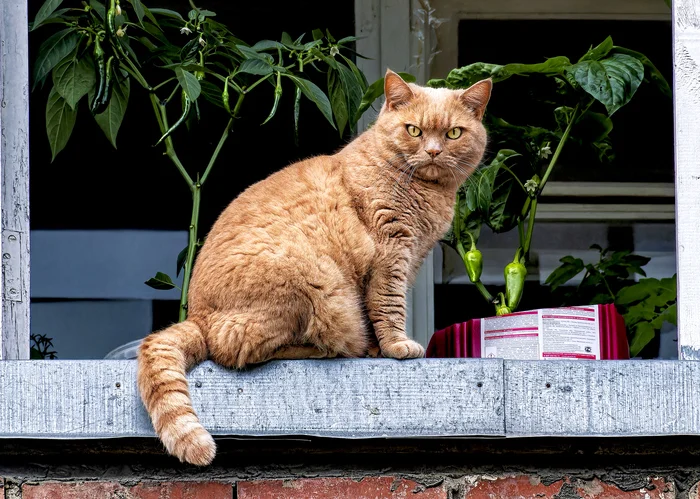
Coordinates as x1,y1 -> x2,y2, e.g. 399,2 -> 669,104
406,125 -> 422,137
446,127 -> 462,139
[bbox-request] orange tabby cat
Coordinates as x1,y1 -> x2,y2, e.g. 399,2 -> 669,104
137,69 -> 492,466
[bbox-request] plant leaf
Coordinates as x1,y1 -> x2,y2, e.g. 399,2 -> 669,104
287,75 -> 335,129
628,321 -> 656,357
176,246 -> 188,277
238,58 -> 273,75
32,0 -> 64,31
251,40 -> 286,51
144,271 -> 176,290
609,46 -> 672,99
328,69 -> 348,136
149,8 -> 183,19
93,74 -> 130,148
545,257 -> 585,290
568,54 -> 644,115
578,36 -> 614,62
174,67 -> 201,101
200,79 -> 225,108
45,86 -> 77,162
336,62 -> 363,132
52,50 -> 96,109
33,28 -> 81,88
127,0 -> 146,24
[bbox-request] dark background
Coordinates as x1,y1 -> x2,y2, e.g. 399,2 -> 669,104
28,0 -> 355,232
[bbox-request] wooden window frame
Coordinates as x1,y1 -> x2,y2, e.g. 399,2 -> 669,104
0,0 -> 699,440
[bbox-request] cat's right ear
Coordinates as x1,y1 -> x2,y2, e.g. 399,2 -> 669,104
383,69 -> 414,110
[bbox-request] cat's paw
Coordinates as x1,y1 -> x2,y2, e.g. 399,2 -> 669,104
381,339 -> 425,359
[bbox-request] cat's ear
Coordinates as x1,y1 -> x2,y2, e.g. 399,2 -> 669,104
384,69 -> 415,110
459,79 -> 492,121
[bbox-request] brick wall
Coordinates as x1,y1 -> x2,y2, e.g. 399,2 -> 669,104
2,475 -> 685,499
2,438 -> 700,499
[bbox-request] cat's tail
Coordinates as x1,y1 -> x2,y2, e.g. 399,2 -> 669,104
137,319 -> 215,466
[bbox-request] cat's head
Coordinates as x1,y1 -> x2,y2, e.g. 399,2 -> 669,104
372,69 -> 492,185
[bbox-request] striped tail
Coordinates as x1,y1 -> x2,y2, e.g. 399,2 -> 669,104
137,320 -> 215,466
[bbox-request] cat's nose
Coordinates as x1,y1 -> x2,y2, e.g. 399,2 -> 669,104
425,147 -> 442,158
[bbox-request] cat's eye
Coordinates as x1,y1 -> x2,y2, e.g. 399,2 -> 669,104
406,125 -> 422,137
446,127 -> 462,139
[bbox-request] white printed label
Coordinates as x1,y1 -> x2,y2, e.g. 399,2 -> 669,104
480,306 -> 600,360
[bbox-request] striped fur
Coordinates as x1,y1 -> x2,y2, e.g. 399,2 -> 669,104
137,70 -> 492,466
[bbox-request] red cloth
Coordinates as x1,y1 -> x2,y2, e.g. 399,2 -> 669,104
426,304 -> 630,360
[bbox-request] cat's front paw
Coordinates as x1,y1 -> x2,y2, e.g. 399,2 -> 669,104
381,339 -> 425,359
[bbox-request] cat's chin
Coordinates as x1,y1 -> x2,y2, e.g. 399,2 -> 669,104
414,163 -> 452,184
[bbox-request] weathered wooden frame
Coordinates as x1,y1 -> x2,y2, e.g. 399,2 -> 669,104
0,0 -> 699,441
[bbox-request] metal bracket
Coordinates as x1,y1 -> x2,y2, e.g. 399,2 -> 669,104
2,230 -> 23,302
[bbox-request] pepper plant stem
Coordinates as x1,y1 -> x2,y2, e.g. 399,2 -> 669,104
179,182 -> 201,322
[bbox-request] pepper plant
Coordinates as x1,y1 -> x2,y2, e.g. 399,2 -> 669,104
360,36 -> 670,317
31,0 -> 369,322
547,246 -> 677,357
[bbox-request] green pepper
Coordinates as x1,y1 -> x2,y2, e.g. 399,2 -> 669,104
155,91 -> 191,146
90,43 -> 114,115
504,248 -> 527,310
463,233 -> 483,284
222,77 -> 231,115
495,292 -> 511,316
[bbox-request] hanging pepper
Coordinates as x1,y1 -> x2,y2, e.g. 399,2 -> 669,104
90,42 -> 114,114
504,248 -> 527,311
222,76 -> 232,115
463,233 -> 483,284
495,292 -> 511,316
155,90 -> 191,146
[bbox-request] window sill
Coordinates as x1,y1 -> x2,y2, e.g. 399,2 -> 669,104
0,359 -> 696,439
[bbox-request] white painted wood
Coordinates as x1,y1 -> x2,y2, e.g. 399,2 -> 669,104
0,0 -> 30,360
355,0 -> 437,345
542,182 -> 676,198
674,0 -> 700,360
505,360 -> 700,436
536,203 -> 676,221
429,0 -> 671,80
0,359 -> 505,438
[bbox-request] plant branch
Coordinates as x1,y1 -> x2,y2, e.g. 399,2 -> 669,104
475,281 -> 495,303
201,117 -> 234,185
179,181 -> 201,322
538,103 -> 580,191
523,198 -> 538,255
149,94 -> 194,187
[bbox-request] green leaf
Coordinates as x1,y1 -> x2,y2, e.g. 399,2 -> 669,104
32,0 -> 64,31
127,0 -> 146,24
174,67 -> 201,101
93,74 -> 130,148
312,29 -> 324,41
628,321 -> 656,357
328,69 -> 348,136
90,0 -> 105,19
52,50 -> 95,110
237,44 -> 273,61
287,75 -> 335,129
45,86 -> 77,162
568,54 -> 644,115
545,257 -> 585,290
33,29 -> 81,88
609,46 -> 672,99
200,79 -> 225,108
176,246 -> 188,277
337,35 -> 360,45
578,36 -> 614,62
661,302 -> 677,325
251,40 -> 286,51
355,72 -> 416,119
238,58 -> 273,75
443,57 -> 571,89
336,62 -> 363,132
144,271 -> 176,290
149,8 -> 183,19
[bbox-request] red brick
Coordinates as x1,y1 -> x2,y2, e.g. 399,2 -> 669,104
237,477 -> 445,499
22,481 -> 232,499
464,475 -> 564,498
576,477 -> 674,498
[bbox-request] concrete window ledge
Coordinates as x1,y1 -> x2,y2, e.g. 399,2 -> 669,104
0,359 -> 698,439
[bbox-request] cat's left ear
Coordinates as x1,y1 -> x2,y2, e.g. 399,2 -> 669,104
459,79 -> 492,121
